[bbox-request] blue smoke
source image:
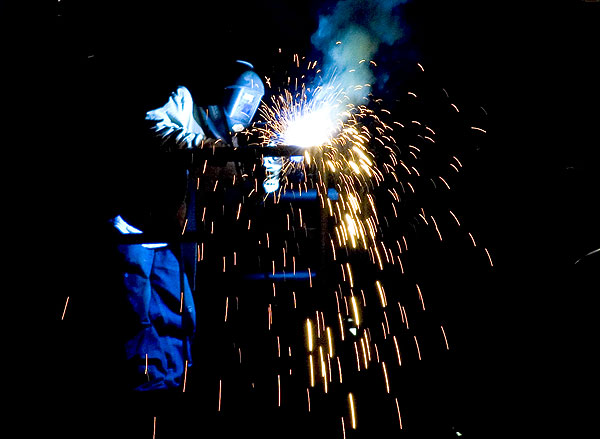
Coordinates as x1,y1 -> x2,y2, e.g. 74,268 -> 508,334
310,0 -> 412,103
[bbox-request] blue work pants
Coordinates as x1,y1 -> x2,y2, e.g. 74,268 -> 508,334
116,244 -> 196,391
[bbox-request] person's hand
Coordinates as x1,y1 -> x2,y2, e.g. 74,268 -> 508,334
111,215 -> 168,249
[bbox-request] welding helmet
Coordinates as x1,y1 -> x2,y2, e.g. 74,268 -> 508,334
223,61 -> 265,133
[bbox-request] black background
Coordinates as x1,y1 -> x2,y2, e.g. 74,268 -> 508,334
5,1 -> 598,438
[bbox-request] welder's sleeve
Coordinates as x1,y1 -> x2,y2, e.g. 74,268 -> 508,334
145,86 -> 207,150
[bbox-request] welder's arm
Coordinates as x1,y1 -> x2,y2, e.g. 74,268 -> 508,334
145,86 -> 211,151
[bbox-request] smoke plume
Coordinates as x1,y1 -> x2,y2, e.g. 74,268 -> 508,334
311,0 -> 411,104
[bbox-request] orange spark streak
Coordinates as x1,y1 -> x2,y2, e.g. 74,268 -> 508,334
382,361 -> 390,393
414,335 -> 422,360
349,393 -> 357,429
484,247 -> 494,267
449,210 -> 461,226
468,232 -> 477,247
218,379 -> 222,411
360,338 -> 369,369
61,296 -> 69,320
395,398 -> 403,429
183,360 -> 188,392
416,284 -> 426,311
354,342 -> 361,371
277,374 -> 281,407
393,335 -> 402,366
441,325 -> 450,350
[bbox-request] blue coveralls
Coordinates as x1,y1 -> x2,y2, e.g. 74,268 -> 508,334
114,85 -> 205,391
116,243 -> 196,391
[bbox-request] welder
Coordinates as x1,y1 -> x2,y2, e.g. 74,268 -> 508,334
108,60 -> 270,391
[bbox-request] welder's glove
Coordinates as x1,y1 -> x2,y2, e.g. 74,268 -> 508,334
262,156 -> 283,194
146,86 -> 206,150
110,215 -> 168,249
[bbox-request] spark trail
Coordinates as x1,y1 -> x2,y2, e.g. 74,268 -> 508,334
57,50 -> 491,438
226,49 -> 494,436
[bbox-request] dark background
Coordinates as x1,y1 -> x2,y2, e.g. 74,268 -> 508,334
6,1 -> 598,438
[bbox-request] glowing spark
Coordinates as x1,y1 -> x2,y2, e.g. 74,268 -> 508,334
468,232 -> 477,247
348,160 -> 361,174
383,311 -> 391,335
349,393 -> 357,429
484,247 -> 494,267
309,354 -> 315,387
382,361 -> 390,393
441,325 -> 450,350
395,398 -> 403,429
327,327 -> 334,357
183,360 -> 188,392
393,335 -> 402,366
376,280 -> 387,307
346,262 -> 354,287
414,335 -> 422,360
438,176 -> 451,190
354,342 -> 361,371
449,210 -> 461,226
277,374 -> 281,406
360,338 -> 369,369
416,284 -> 426,311
268,304 -> 272,330
373,244 -> 384,270
218,379 -> 222,411
351,296 -> 360,327
307,319 -> 314,352
61,296 -> 69,320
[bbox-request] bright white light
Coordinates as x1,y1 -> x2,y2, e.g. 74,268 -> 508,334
281,105 -> 337,148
